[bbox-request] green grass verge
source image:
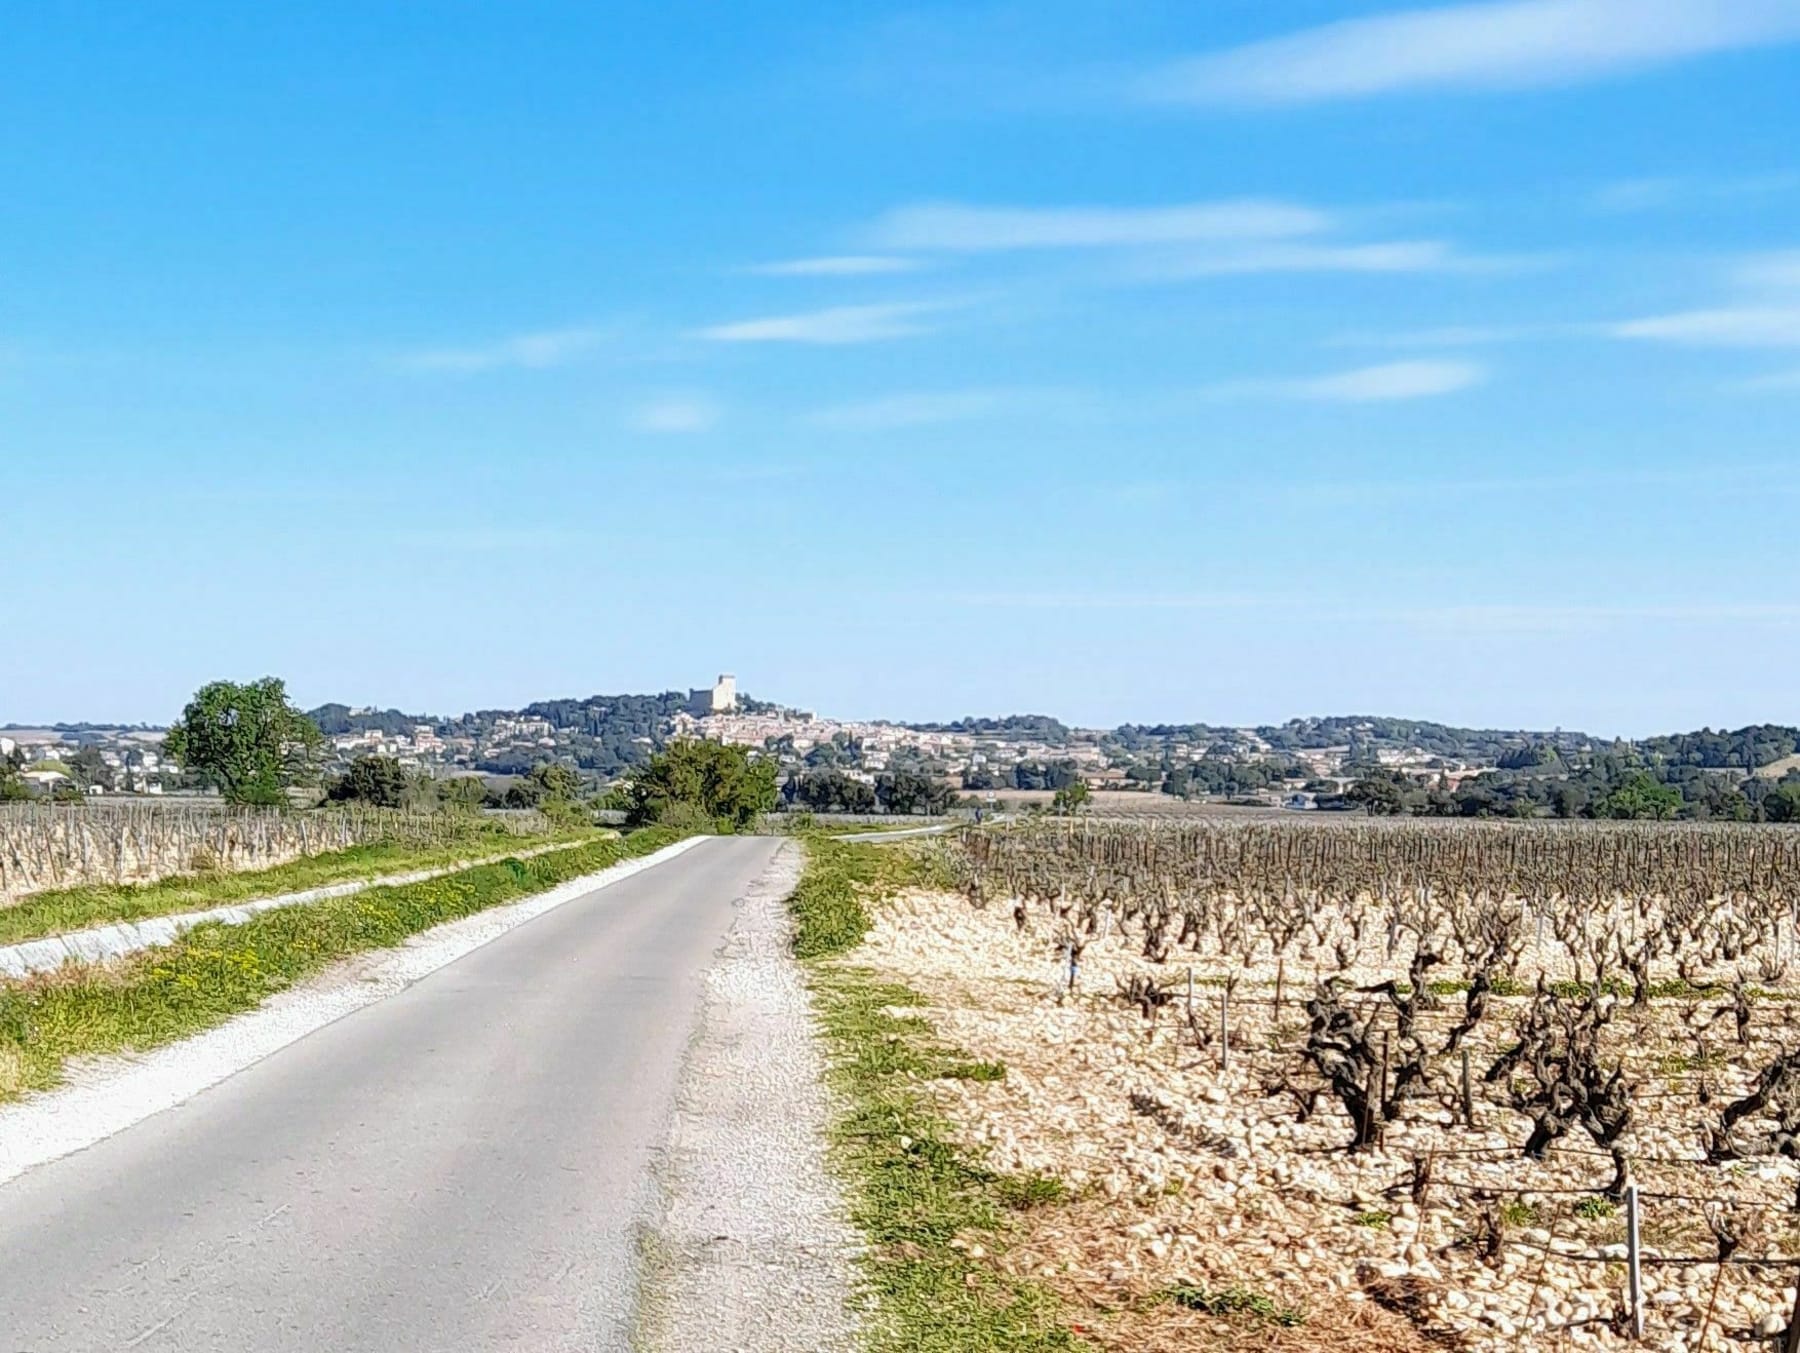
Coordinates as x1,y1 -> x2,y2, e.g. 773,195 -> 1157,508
0,825 -> 685,1102
0,821 -> 598,946
789,833 -> 946,960
793,836 -> 1089,1353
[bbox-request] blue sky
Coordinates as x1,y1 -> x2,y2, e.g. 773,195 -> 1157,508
3,0 -> 1798,735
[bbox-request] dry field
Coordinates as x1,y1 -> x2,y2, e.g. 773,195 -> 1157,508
859,820 -> 1800,1352
996,791 -> 1307,820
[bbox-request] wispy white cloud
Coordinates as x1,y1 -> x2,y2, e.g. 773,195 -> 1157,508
807,387 -> 1067,431
748,255 -> 922,277
1736,250 -> 1800,291
398,327 -> 607,373
1731,367 -> 1800,392
696,302 -> 944,345
1590,172 -> 1800,213
866,199 -> 1327,252
1609,249 -> 1800,351
626,395 -> 719,433
1328,323 -> 1569,348
1141,0 -> 1800,106
1612,307 -> 1800,347
1143,239 -> 1546,279
1207,359 -> 1488,403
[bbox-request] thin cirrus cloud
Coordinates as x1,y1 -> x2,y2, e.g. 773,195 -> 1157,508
864,198 -> 1328,252
1139,0 -> 1800,106
696,302 -> 944,345
1141,239 -> 1541,279
1736,250 -> 1800,290
860,198 -> 1535,280
1612,308 -> 1800,347
747,255 -> 922,277
626,396 -> 719,434
1612,249 -> 1800,348
1328,322 -> 1570,348
397,326 -> 607,373
808,388 -> 1054,431
1206,359 -> 1489,403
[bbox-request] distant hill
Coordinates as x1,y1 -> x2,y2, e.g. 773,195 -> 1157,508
902,715 -> 1071,743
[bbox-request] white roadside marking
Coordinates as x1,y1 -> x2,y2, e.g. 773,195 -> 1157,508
0,836 -> 707,1191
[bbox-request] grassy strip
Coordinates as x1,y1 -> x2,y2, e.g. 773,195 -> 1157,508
0,825 -> 684,1101
793,836 -> 1088,1352
789,832 -> 945,959
0,822 -> 596,946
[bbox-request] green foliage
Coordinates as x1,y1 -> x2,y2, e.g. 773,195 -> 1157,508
1352,1209 -> 1392,1229
1050,781 -> 1092,815
439,776 -> 487,812
1596,771 -> 1683,821
807,956 -> 1087,1352
1764,782 -> 1800,824
1164,757 -> 1300,800
67,746 -> 114,791
1573,1196 -> 1618,1220
164,677 -> 324,806
0,748 -> 30,801
625,739 -> 777,831
787,835 -> 936,959
1011,759 -> 1082,792
1500,1200 -> 1542,1227
1346,770 -> 1415,816
876,768 -> 957,816
325,755 -> 411,808
793,768 -> 878,814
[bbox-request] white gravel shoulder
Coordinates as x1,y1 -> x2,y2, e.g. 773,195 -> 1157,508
640,841 -> 863,1353
0,835 -> 705,1191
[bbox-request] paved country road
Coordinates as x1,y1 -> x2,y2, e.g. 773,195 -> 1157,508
0,835 -> 787,1352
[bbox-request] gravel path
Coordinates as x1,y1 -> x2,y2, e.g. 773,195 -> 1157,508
639,841 -> 863,1353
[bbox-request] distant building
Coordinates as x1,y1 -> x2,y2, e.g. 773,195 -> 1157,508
688,673 -> 738,716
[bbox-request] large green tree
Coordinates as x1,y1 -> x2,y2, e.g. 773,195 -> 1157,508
1596,772 -> 1683,821
625,739 -> 777,831
164,677 -> 324,806
875,768 -> 957,816
325,755 -> 411,808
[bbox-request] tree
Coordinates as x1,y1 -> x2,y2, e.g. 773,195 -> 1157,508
0,748 -> 28,801
1764,782 -> 1800,824
1347,771 -> 1413,816
326,755 -> 411,808
528,762 -> 583,802
625,739 -> 778,831
68,746 -> 114,792
794,769 -> 877,813
440,776 -> 488,812
164,678 -> 324,806
1596,772 -> 1683,821
875,768 -> 957,816
1052,780 -> 1093,815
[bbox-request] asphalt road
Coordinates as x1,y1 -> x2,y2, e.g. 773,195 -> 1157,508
0,835 -> 785,1352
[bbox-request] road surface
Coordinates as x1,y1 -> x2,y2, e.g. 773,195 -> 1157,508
0,835 -> 784,1352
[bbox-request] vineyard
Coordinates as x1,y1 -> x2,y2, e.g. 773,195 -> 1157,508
858,819 -> 1800,1351
0,803 -> 551,904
